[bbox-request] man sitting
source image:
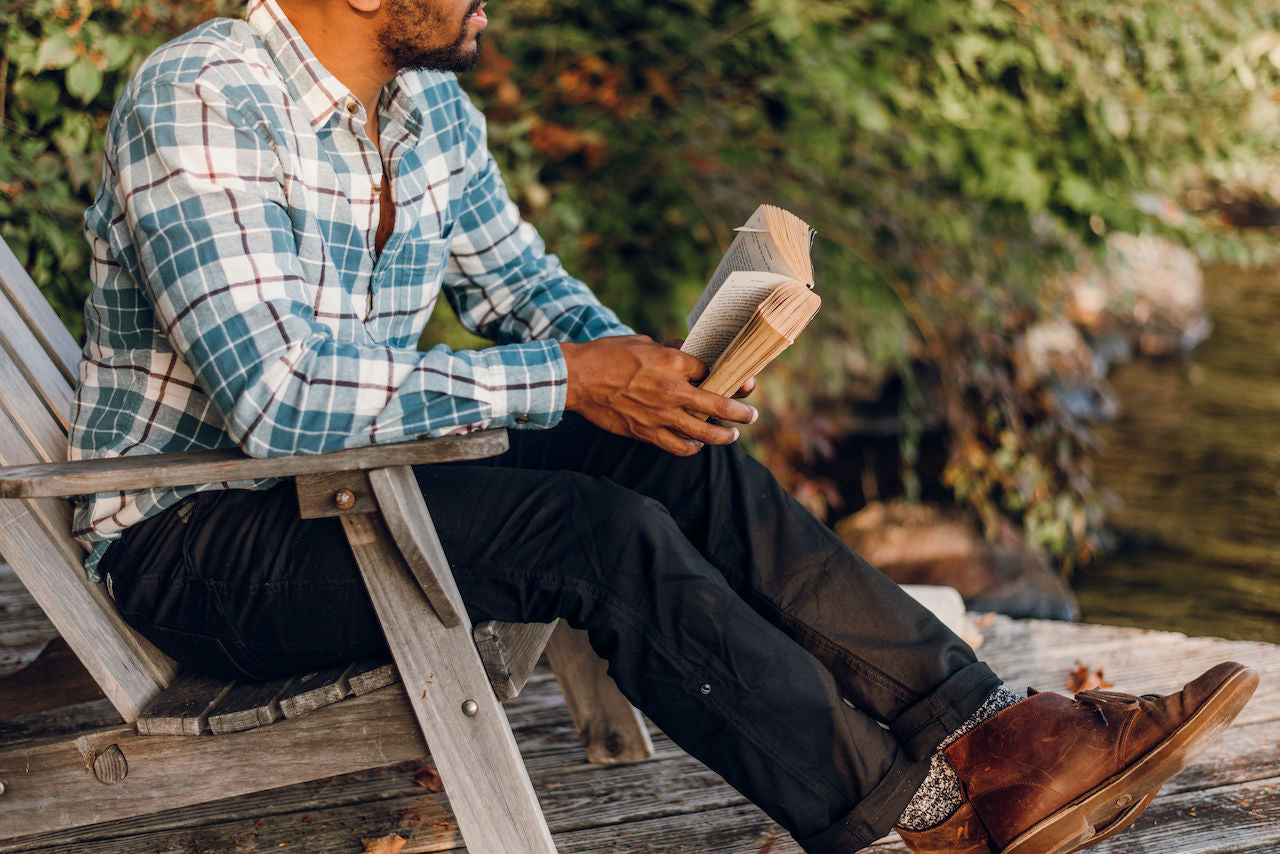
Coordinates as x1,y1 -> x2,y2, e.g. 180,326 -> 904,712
71,1 -> 1256,851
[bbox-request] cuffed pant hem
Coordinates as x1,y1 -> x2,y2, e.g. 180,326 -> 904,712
889,660 -> 1003,762
795,746 -> 934,853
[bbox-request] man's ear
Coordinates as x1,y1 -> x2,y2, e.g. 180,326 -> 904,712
347,0 -> 382,13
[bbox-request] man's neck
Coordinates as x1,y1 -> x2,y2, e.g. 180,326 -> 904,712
276,0 -> 394,116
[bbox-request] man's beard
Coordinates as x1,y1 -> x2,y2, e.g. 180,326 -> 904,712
379,0 -> 484,73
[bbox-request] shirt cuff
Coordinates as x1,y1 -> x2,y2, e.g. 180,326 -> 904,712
472,338 -> 568,430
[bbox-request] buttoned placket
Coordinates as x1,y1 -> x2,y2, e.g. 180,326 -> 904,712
342,96 -> 385,322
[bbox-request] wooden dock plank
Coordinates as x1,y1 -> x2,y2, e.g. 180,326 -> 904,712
0,615 -> 1276,853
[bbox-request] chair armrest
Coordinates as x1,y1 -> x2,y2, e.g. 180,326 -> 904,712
0,430 -> 509,499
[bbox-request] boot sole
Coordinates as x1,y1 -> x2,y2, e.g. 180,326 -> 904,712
1002,664 -> 1259,854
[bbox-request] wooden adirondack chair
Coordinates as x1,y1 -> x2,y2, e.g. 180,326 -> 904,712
0,238 -> 653,851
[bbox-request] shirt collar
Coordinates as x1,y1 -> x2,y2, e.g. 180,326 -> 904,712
246,0 -> 355,130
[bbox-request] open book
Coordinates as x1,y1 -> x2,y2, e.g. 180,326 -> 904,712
682,205 -> 820,398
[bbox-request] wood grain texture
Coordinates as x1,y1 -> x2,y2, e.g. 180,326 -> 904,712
206,676 -> 295,734
135,671 -> 233,736
340,509 -> 557,854
349,658 -> 400,695
0,289 -> 74,442
295,470 -> 376,519
0,685 -> 427,840
279,663 -> 355,719
0,430 -> 510,499
0,239 -> 80,381
0,494 -> 176,721
3,617 -> 1279,854
544,621 -> 654,765
473,620 -> 557,702
0,344 -> 68,470
0,562 -> 59,677
366,465 -> 464,628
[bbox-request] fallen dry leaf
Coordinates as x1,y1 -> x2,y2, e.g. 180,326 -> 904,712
413,765 -> 444,792
1066,661 -> 1114,693
360,833 -> 408,854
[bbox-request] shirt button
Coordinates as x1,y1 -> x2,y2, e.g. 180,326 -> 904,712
371,183 -> 382,195
514,416 -> 530,425
346,101 -> 359,115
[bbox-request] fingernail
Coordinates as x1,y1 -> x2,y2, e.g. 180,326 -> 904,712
731,427 -> 740,442
747,407 -> 758,425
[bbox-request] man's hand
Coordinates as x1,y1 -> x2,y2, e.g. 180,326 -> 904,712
560,335 -> 757,456
662,339 -> 755,399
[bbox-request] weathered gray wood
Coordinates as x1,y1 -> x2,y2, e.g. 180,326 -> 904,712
0,685 -> 427,840
135,671 -> 234,737
0,239 -> 80,381
0,430 -> 510,499
3,618 -> 1279,854
294,470 -> 377,519
206,675 -> 295,734
474,619 -> 558,702
349,658 -> 400,695
0,493 -> 177,721
0,342 -> 178,720
0,347 -> 69,473
340,508 -> 557,854
0,562 -> 59,677
90,744 -> 129,784
278,663 -> 355,719
0,289 -> 75,443
544,621 -> 654,765
367,465 -> 464,628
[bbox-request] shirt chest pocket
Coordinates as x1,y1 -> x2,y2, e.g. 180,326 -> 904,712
364,227 -> 451,347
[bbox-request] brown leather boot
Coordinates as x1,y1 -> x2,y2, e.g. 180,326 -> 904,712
896,661 -> 1258,854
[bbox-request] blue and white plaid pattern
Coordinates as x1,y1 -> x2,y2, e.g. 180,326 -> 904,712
70,0 -> 631,578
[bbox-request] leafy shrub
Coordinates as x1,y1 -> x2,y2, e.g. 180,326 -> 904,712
4,0 -> 1278,565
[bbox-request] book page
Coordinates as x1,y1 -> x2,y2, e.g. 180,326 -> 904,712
681,270 -> 794,366
686,206 -> 802,330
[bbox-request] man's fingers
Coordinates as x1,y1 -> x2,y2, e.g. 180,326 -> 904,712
683,389 -> 756,425
669,412 -> 739,446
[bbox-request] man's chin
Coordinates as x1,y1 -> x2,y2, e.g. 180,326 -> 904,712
386,34 -> 483,74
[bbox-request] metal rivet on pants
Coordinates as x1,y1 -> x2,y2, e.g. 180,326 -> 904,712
699,683 -> 712,695
461,699 -> 479,717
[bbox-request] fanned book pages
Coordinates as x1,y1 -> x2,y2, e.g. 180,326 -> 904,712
682,204 -> 820,398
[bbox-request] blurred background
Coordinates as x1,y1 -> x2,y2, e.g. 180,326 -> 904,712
2,0 -> 1278,640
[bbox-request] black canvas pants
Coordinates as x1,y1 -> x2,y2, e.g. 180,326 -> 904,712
100,414 -> 1000,852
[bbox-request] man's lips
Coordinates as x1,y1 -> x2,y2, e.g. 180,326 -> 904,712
469,1 -> 487,27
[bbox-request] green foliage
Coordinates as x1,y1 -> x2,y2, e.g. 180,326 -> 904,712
471,0 -> 1280,565
1,0 -> 239,339
4,0 -> 1279,566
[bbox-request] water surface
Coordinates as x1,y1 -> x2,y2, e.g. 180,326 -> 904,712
1073,264 -> 1280,643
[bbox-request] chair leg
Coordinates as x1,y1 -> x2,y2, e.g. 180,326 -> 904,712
341,510 -> 557,854
544,621 -> 654,765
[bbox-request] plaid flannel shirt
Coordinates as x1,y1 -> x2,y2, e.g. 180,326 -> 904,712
70,0 -> 632,579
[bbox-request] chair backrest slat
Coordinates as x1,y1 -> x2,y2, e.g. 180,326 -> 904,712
0,239 -> 81,383
0,259 -> 77,450
0,294 -> 73,465
0,238 -> 176,719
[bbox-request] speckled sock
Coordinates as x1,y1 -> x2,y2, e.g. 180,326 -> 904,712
896,685 -> 1023,831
